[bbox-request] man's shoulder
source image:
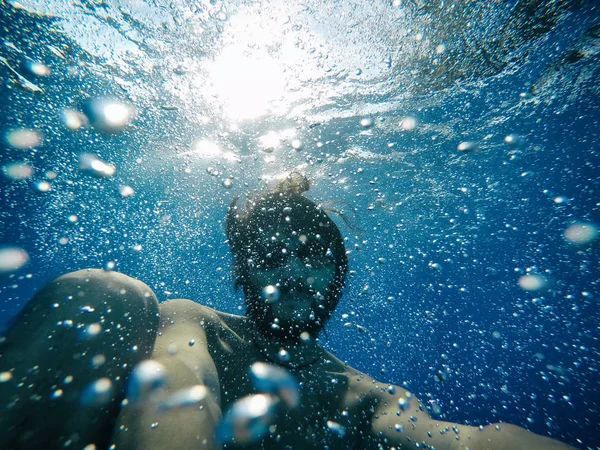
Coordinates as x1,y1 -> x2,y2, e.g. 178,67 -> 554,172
159,299 -> 246,330
321,349 -> 366,376
321,351 -> 395,399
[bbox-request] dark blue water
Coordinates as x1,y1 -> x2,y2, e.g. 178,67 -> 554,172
1,1 -> 599,448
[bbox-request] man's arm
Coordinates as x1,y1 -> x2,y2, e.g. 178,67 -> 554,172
111,299 -> 222,450
364,384 -> 575,450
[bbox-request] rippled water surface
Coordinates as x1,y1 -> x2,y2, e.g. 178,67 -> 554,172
1,1 -> 599,447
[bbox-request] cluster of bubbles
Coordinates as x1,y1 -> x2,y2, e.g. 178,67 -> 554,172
216,362 -> 300,444
99,358 -> 303,445
1,94 -> 140,276
74,358 -> 304,445
122,359 -> 209,413
514,221 -> 598,293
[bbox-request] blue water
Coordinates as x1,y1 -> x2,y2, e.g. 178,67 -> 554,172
1,1 -> 599,448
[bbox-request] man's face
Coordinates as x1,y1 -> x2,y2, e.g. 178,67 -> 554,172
246,223 -> 337,330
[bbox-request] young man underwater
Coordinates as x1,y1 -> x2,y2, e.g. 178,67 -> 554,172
0,174 -> 574,450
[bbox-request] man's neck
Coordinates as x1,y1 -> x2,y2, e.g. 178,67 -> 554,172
249,323 -> 324,370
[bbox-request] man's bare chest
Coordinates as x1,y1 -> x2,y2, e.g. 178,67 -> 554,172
206,325 -> 372,449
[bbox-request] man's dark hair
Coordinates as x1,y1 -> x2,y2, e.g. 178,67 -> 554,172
225,173 -> 348,334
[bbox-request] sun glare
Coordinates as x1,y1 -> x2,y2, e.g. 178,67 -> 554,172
194,140 -> 221,159
206,47 -> 287,121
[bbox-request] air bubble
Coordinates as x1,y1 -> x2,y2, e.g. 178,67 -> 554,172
79,154 -> 116,178
504,135 -> 521,146
398,397 -> 410,411
360,118 -> 373,128
326,420 -> 346,437
35,181 -> 51,192
2,162 -> 34,180
126,360 -> 167,405
429,262 -> 442,272
216,394 -> 278,444
564,222 -> 598,245
51,389 -> 63,399
81,378 -> 114,407
83,99 -> 134,133
62,109 -> 88,130
277,349 -> 290,362
23,61 -> 51,77
0,372 -> 13,382
261,285 -> 280,304
159,385 -> 208,411
399,117 -> 416,131
5,128 -> 42,150
249,362 -> 300,408
0,247 -> 29,274
119,185 -> 135,198
518,274 -> 548,292
79,323 -> 103,340
457,141 -> 478,153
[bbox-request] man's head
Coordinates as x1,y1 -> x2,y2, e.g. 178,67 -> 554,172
226,175 -> 348,339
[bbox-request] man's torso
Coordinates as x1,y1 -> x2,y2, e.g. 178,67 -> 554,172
191,305 -> 380,450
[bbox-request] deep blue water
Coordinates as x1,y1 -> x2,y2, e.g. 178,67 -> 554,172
1,1 -> 599,448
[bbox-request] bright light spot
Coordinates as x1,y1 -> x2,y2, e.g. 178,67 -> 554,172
360,118 -> 374,128
2,162 -> 34,180
194,140 -> 222,159
35,181 -> 51,192
84,99 -> 133,133
119,185 -> 135,198
0,247 -> 29,273
5,128 -> 42,149
261,285 -> 280,304
457,141 -> 478,152
564,222 -> 598,245
206,48 -> 286,120
518,274 -> 548,291
435,44 -> 446,54
27,61 -> 51,76
0,372 -> 13,382
159,385 -> 208,411
258,132 -> 281,153
62,109 -> 87,130
79,154 -> 116,178
103,103 -> 131,127
399,117 -> 416,131
81,378 -> 114,407
554,196 -> 569,204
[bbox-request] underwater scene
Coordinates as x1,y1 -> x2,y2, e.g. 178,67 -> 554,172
0,0 -> 599,449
